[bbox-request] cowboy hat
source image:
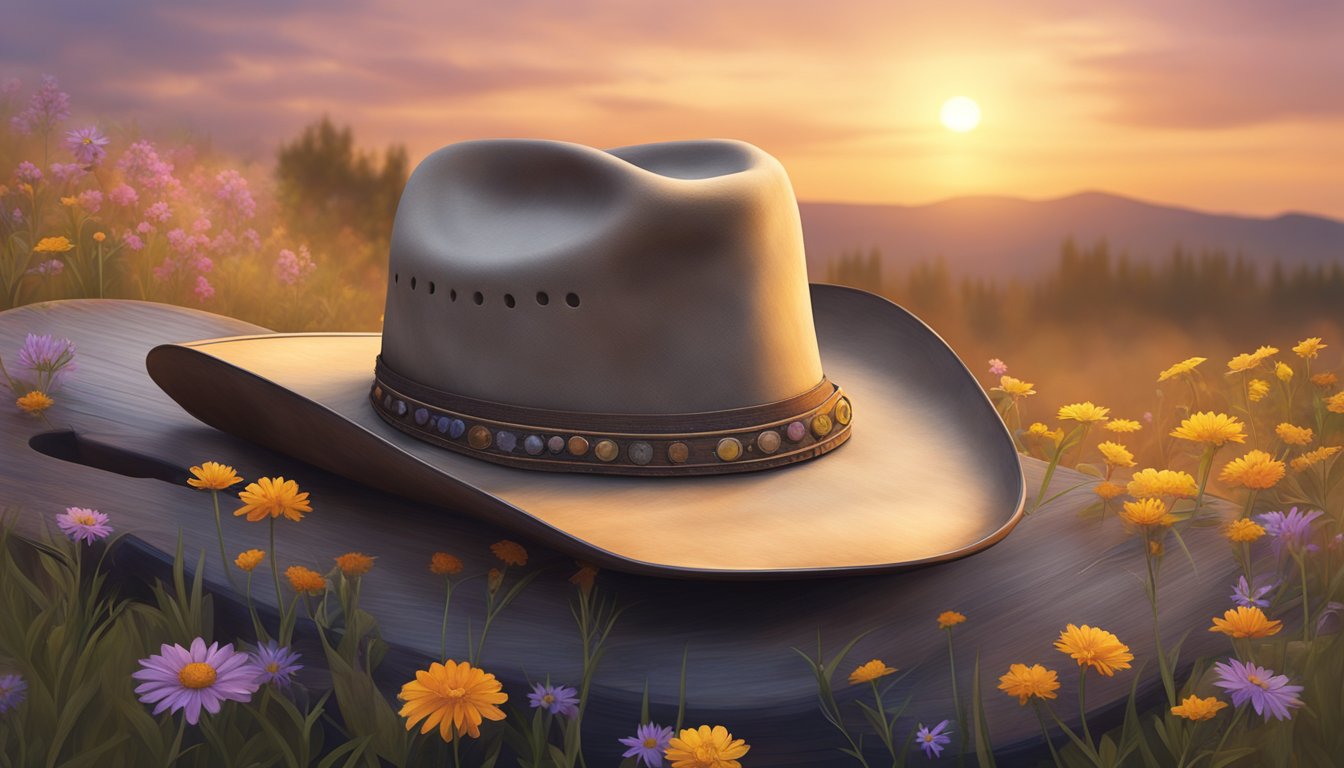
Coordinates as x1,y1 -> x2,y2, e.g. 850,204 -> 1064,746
144,138 -> 1025,578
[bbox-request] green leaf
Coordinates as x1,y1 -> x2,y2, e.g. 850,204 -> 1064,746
970,653 -> 996,768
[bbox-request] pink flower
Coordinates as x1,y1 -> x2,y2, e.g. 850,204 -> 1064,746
193,275 -> 215,303
57,507 -> 112,544
109,183 -> 138,207
215,169 -> 257,221
145,201 -> 172,222
988,358 -> 1008,376
274,246 -> 316,286
117,141 -> 177,192
241,228 -> 261,250
192,217 -> 211,234
136,221 -> 154,235
123,233 -> 145,251
77,189 -> 103,213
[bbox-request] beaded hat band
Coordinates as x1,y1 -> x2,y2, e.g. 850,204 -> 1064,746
371,356 -> 852,476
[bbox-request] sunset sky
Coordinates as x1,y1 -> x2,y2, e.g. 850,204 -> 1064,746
3,0 -> 1342,218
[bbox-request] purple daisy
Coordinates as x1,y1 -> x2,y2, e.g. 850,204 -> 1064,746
618,722 -> 674,767
1212,658 -> 1303,721
15,332 -> 77,391
1231,575 -> 1273,608
916,719 -> 953,759
527,682 -> 580,717
251,641 -> 302,687
133,638 -> 259,724
0,673 -> 27,713
1256,507 -> 1324,559
65,126 -> 109,166
56,507 -> 112,544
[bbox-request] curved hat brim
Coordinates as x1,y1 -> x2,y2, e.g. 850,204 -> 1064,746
147,284 -> 1024,578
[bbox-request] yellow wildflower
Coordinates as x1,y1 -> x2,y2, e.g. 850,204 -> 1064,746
992,376 -> 1035,398
1209,606 -> 1282,638
1224,518 -> 1265,543
1026,422 -> 1064,444
335,552 -> 375,577
1291,445 -> 1342,471
1104,419 -> 1142,433
1120,498 -> 1175,528
1158,356 -> 1206,382
1275,423 -> 1313,446
285,565 -> 326,595
666,726 -> 750,768
1293,337 -> 1326,359
430,552 -> 464,575
1311,372 -> 1337,388
398,660 -> 507,743
234,477 -> 311,522
1127,468 -> 1198,499
33,236 -> 74,253
1171,695 -> 1228,721
1097,441 -> 1136,468
490,540 -> 528,566
1327,392 -> 1344,414
849,659 -> 898,685
1170,412 -> 1246,446
235,549 -> 265,572
1247,379 -> 1270,402
1055,624 -> 1133,676
1058,402 -> 1109,423
1275,361 -> 1294,383
1148,539 -> 1164,557
998,663 -> 1060,705
60,195 -> 79,207
937,611 -> 966,630
1226,353 -> 1260,373
1252,345 -> 1280,363
1094,481 -> 1125,500
16,390 -> 53,414
1218,450 -> 1286,490
187,461 -> 243,491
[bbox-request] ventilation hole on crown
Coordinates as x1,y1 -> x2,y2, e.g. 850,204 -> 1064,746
450,289 -> 457,302
428,281 -> 436,295
473,291 -> 484,305
536,291 -> 549,306
504,294 -> 516,308
565,292 -> 581,308
410,276 -> 417,290
394,273 -> 399,284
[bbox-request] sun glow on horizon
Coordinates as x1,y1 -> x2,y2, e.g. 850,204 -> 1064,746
940,96 -> 982,133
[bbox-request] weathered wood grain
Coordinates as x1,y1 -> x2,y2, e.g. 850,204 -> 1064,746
0,300 -> 1244,764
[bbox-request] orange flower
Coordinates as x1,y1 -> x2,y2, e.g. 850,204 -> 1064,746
430,552 -> 464,575
16,390 -> 53,414
285,565 -> 326,595
1055,624 -> 1133,676
234,549 -> 265,572
335,552 -> 376,577
569,562 -> 598,594
937,611 -> 967,630
848,659 -> 897,685
490,540 -> 527,567
234,476 -> 311,522
1094,481 -> 1126,500
998,663 -> 1060,705
1209,606 -> 1282,638
187,461 -> 243,491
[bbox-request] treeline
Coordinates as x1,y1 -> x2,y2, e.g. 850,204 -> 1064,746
826,239 -> 1344,340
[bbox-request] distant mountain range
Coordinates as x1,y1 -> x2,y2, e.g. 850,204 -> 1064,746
797,191 -> 1344,281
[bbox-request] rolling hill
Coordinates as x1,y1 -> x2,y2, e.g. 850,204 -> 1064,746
798,191 -> 1344,281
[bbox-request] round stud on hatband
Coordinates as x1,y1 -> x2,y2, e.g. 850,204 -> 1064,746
812,414 -> 833,438
835,397 -> 853,426
568,436 -> 590,456
667,442 -> 690,464
786,420 -> 806,442
524,435 -> 545,455
628,441 -> 654,465
496,431 -> 518,453
547,435 -> 566,454
757,430 -> 781,454
716,437 -> 743,462
468,425 -> 492,450
594,439 -> 619,462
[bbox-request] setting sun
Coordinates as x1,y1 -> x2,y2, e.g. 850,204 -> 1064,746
940,97 -> 981,133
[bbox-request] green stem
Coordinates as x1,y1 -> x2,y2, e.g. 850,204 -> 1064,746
871,679 -> 895,758
211,491 -> 237,590
269,518 -> 285,641
1298,554 -> 1310,644
946,629 -> 967,759
439,577 -> 454,661
1078,668 -> 1094,754
1204,705 -> 1245,765
1145,540 -> 1176,706
246,570 -> 268,642
1193,446 -> 1215,514
1033,702 -> 1063,768
1030,444 -> 1065,515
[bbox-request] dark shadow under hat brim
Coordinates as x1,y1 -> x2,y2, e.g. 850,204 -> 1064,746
147,284 -> 1025,578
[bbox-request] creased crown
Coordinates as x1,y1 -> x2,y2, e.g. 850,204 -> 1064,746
380,138 -> 823,415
